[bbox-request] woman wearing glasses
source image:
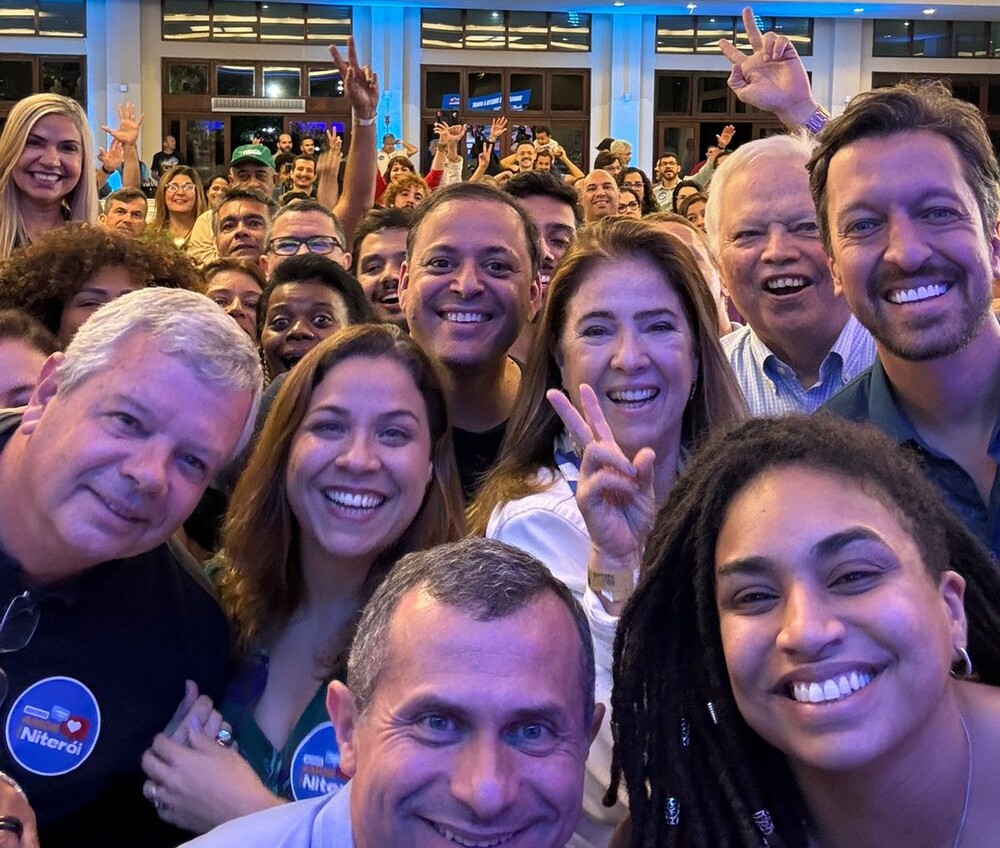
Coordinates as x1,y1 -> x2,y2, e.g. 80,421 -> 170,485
150,165 -> 206,249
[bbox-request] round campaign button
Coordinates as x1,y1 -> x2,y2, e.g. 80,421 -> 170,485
5,676 -> 101,776
289,722 -> 348,800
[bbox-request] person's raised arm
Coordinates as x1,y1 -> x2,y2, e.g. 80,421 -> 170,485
400,139 -> 418,156
101,102 -> 144,190
719,7 -> 823,130
548,385 -> 656,616
552,143 -> 584,180
469,142 -> 492,183
316,130 -> 344,209
330,37 -> 379,245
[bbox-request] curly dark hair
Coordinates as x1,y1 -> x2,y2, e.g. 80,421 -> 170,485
610,414 -> 1000,847
0,224 -> 203,336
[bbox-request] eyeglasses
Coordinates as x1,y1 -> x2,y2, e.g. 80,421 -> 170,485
165,183 -> 197,194
268,236 -> 343,256
0,592 -> 40,705
618,201 -> 640,212
623,182 -> 643,192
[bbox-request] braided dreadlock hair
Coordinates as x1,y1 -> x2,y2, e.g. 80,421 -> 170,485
609,414 -> 1000,847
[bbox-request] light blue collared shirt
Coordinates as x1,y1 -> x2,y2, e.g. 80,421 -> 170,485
721,315 -> 876,416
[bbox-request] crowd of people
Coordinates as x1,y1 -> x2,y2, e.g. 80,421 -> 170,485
0,8 -> 997,847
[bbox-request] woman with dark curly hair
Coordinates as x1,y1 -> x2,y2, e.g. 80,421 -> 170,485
141,324 -> 466,834
612,415 -> 1000,848
618,167 -> 659,216
150,165 -> 207,249
0,224 -> 202,346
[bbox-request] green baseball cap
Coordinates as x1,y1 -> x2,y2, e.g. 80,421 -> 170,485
230,144 -> 275,169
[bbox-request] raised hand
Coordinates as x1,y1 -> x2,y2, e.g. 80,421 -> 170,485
547,385 -> 656,568
445,123 -> 467,142
98,139 -> 124,173
477,142 -> 491,169
717,124 -> 736,149
318,131 -> 343,175
330,37 -> 379,121
100,101 -> 144,148
719,7 -> 816,126
488,116 -> 508,140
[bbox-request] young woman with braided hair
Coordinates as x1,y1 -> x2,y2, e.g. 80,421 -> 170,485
610,415 -> 1000,848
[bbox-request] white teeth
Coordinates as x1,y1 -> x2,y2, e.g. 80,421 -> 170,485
443,312 -> 486,323
764,276 -> 807,292
434,824 -> 515,847
886,282 -> 949,304
608,388 -> 658,403
32,173 -> 60,182
324,490 -> 384,509
791,671 -> 873,704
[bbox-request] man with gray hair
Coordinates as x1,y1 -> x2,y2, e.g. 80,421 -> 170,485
183,537 -> 603,848
705,132 -> 874,415
0,288 -> 261,846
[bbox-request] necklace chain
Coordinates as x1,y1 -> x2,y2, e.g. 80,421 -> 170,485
953,712 -> 972,848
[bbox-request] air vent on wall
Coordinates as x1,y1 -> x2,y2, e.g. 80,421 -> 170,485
211,97 -> 306,113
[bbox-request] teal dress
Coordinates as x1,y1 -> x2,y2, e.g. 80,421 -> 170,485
220,651 -> 349,801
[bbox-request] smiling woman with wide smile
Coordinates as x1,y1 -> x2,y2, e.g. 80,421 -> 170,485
0,94 -> 99,261
612,415 -> 1000,848
469,217 -> 747,844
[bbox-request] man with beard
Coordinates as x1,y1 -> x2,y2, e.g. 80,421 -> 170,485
720,7 -> 1000,557
815,84 -> 1000,559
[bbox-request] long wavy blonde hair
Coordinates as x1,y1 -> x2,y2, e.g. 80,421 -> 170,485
0,94 -> 98,260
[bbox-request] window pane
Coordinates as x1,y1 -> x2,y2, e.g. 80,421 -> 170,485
697,15 -> 734,51
167,62 -> 209,95
695,75 -> 728,113
425,70 -> 461,112
773,17 -> 811,56
213,0 -> 257,40
263,66 -> 300,98
509,11 -> 547,50
308,67 -> 344,98
305,4 -> 350,45
551,73 -> 585,111
185,118 -> 225,178
261,2 -> 304,42
873,19 -> 910,57
912,19 -> 950,57
509,72 -> 542,111
994,23 -> 1000,58
953,21 -> 987,58
656,74 -> 691,114
217,64 -> 255,96
656,16 -> 694,53
163,0 -> 209,40
0,5 -> 35,35
38,0 -> 85,36
550,11 -> 589,51
465,10 -> 505,49
949,79 -> 980,108
41,59 -> 83,101
0,61 -> 33,101
467,71 -> 503,110
421,9 -> 462,48
989,78 -> 1000,114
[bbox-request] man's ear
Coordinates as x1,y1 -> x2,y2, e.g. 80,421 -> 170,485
588,702 -> 606,747
339,251 -> 353,272
258,254 -> 270,279
398,261 -> 411,308
326,681 -> 361,778
829,256 -> 844,298
19,353 -> 64,435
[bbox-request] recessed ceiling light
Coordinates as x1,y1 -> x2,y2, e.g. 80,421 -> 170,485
613,1 -> 625,5
687,2 -> 697,11
923,7 -> 936,13
853,7 -> 864,12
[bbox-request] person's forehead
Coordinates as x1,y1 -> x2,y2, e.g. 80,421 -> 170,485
376,587 -> 587,715
111,199 -> 145,213
207,269 -> 262,293
220,199 -> 269,220
520,193 -> 576,228
413,197 -> 530,252
268,281 -> 344,310
31,113 -> 81,141
720,154 -> 812,221
585,171 -> 615,188
359,227 -> 408,259
272,210 -> 337,239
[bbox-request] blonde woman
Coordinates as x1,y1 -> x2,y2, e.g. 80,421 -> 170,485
0,93 -> 98,260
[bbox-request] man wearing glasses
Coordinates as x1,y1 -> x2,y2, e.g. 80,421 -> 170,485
262,200 -> 351,277
0,288 -> 261,846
